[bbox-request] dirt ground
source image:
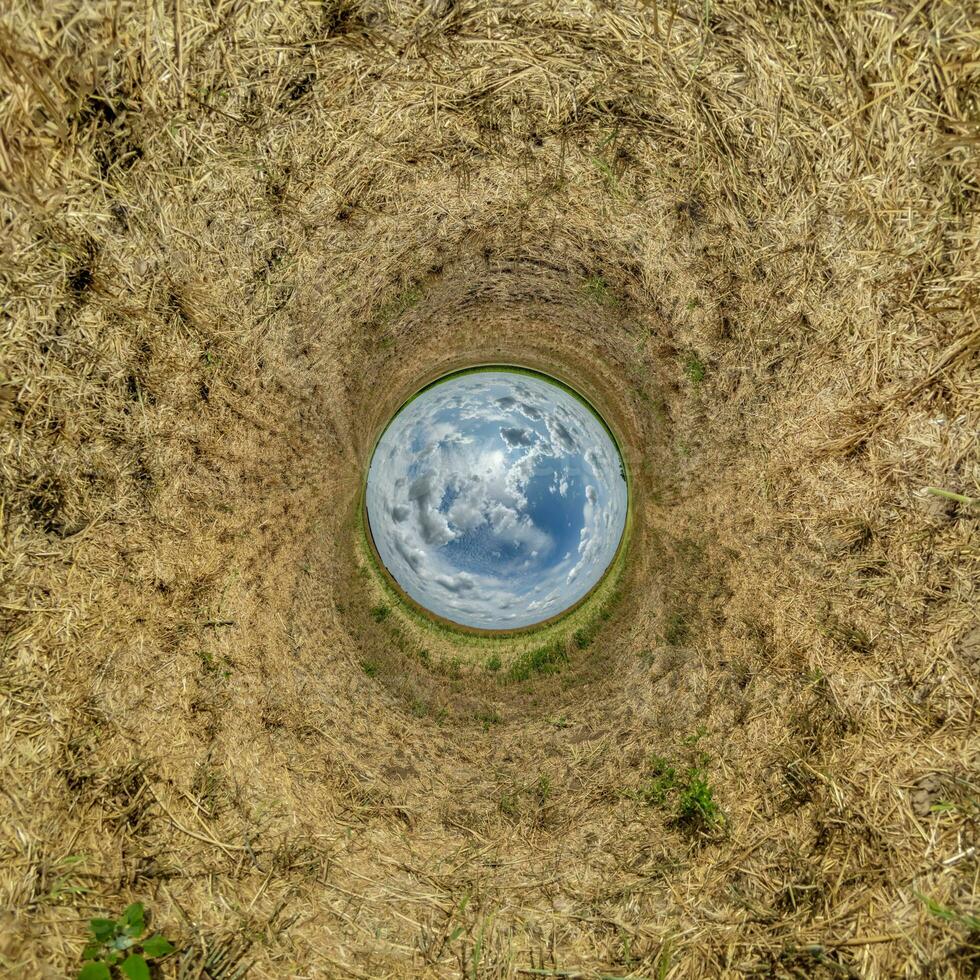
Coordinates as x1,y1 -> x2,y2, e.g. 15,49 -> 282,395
1,2 -> 978,977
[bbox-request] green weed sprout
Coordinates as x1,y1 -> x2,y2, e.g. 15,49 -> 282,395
78,903 -> 174,980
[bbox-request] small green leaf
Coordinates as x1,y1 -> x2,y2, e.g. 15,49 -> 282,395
142,935 -> 175,958
78,964 -> 111,980
88,918 -> 116,942
82,943 -> 102,961
120,953 -> 151,980
917,891 -> 956,921
121,902 -> 145,936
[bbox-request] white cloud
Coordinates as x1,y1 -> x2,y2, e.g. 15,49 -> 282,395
366,371 -> 627,628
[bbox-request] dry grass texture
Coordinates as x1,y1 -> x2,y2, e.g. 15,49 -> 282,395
1,1 -> 978,977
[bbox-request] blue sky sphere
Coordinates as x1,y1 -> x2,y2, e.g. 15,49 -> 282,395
365,370 -> 628,629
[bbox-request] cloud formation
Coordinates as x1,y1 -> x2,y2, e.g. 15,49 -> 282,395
366,371 -> 628,628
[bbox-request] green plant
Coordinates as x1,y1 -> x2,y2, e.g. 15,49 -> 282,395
45,854 -> 90,904
923,486 -> 979,507
583,273 -> 613,305
485,653 -> 502,672
376,283 -> 424,325
677,769 -> 720,829
683,352 -> 706,385
631,746 -> 723,832
683,726 -> 708,746
196,649 -> 231,679
534,775 -> 552,805
594,156 -> 622,195
477,709 -> 500,730
78,903 -> 174,980
370,603 -> 390,622
917,892 -> 980,932
619,930 -> 634,967
506,640 -> 567,682
633,755 -> 678,806
655,937 -> 673,980
360,659 -> 379,677
590,127 -> 624,198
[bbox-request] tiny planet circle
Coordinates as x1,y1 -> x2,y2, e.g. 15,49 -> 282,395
365,368 -> 628,630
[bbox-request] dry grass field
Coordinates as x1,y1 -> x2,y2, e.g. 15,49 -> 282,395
1,1 -> 978,977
